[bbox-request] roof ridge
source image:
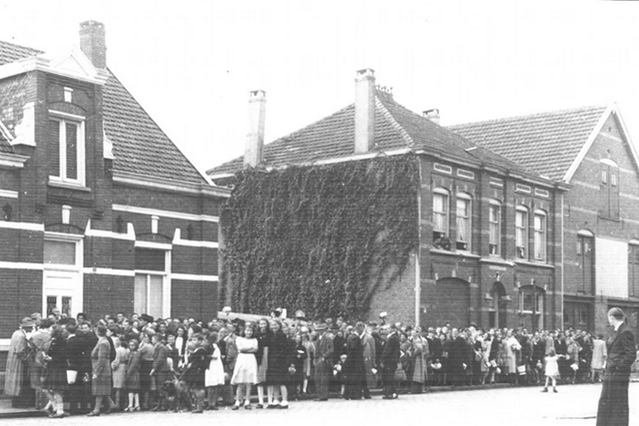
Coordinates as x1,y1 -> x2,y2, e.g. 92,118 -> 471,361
375,95 -> 414,147
449,104 -> 608,128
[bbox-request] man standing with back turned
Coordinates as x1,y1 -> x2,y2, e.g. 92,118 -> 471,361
596,307 -> 636,426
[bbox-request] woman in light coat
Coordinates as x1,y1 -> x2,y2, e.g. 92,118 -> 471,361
111,338 -> 129,409
87,325 -> 112,416
590,334 -> 607,383
409,328 -> 428,393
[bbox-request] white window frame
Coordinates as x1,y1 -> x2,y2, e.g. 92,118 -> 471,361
515,206 -> 528,259
48,111 -> 86,187
488,200 -> 501,256
533,210 -> 547,261
433,188 -> 449,238
456,193 -> 472,251
134,243 -> 172,318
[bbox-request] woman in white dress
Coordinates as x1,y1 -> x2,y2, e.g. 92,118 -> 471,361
231,324 -> 258,410
205,331 -> 225,410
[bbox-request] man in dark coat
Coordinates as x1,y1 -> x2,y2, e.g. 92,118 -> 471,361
596,307 -> 636,426
447,328 -> 467,386
313,324 -> 333,401
380,324 -> 400,399
343,322 -> 368,400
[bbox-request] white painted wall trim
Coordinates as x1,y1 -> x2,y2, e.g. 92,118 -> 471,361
85,219 -> 136,241
172,228 -> 218,248
135,241 -> 173,250
0,261 -> 44,270
171,273 -> 218,282
0,221 -> 44,231
113,204 -> 219,223
0,338 -> 9,351
83,267 -> 135,277
0,189 -> 18,198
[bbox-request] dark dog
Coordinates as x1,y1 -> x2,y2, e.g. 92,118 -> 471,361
161,378 -> 192,412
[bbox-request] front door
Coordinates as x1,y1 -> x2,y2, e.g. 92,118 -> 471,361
43,270 -> 82,317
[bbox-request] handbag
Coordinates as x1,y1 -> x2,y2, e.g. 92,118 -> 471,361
394,363 -> 407,382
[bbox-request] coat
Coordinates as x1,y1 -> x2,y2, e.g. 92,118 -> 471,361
266,331 -> 290,385
4,329 -> 30,396
597,323 -> 636,426
409,337 -> 428,384
343,333 -> 366,386
125,350 -> 141,391
151,342 -> 172,387
91,337 -> 112,396
361,333 -> 377,389
313,333 -> 333,399
43,336 -> 68,391
591,339 -> 607,370
111,346 -> 129,389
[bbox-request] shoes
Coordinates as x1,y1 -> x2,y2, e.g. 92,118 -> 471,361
364,396 -> 372,399
51,412 -> 70,418
124,406 -> 133,412
541,388 -> 548,393
267,404 -> 278,409
191,409 -> 203,414
86,411 -> 100,417
232,405 -> 239,411
553,388 -> 558,393
244,405 -> 252,410
279,404 -> 289,409
315,398 -> 328,401
133,406 -> 141,412
255,404 -> 263,409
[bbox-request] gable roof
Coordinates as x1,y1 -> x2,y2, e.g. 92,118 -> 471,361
0,40 -> 208,186
449,105 -> 609,182
207,90 -> 543,182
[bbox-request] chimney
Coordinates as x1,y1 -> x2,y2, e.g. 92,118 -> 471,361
423,108 -> 440,125
79,20 -> 107,68
244,90 -> 266,168
354,68 -> 375,154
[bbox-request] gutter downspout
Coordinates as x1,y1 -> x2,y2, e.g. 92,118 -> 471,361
415,159 -> 422,326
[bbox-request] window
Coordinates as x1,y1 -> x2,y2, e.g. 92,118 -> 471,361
488,202 -> 501,255
600,158 -> 619,219
578,230 -> 595,294
515,207 -> 528,259
433,189 -> 450,248
48,115 -> 85,185
135,247 -> 169,318
533,211 -> 547,261
629,241 -> 639,297
456,194 -> 472,251
44,240 -> 76,265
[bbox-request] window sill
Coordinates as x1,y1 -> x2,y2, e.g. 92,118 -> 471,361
430,248 -> 480,259
479,257 -> 514,267
48,179 -> 91,192
513,259 -> 555,269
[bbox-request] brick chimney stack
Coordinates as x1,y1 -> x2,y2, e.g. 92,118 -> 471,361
354,68 -> 376,154
423,108 -> 440,125
244,90 -> 266,168
79,20 -> 107,69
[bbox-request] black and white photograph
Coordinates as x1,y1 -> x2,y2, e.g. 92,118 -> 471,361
0,1 -> 639,425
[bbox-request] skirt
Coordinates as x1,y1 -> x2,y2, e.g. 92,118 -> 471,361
231,353 -> 257,385
256,349 -> 268,384
43,365 -> 68,392
205,358 -> 225,387
92,375 -> 111,397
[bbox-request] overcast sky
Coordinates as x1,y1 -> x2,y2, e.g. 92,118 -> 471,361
0,1 -> 638,173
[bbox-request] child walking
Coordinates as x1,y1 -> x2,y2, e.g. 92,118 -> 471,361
541,347 -> 561,393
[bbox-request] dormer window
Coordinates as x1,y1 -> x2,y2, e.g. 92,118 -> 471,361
48,111 -> 85,186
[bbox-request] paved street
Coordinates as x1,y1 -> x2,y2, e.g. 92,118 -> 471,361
3,383 -> 639,426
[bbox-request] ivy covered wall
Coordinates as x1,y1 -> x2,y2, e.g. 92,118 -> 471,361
220,154 -> 420,320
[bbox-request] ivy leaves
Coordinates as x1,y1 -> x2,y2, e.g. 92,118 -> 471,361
221,154 -> 420,320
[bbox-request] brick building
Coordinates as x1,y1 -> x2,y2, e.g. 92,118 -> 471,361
0,21 -> 228,350
451,104 -> 639,335
209,69 -> 564,330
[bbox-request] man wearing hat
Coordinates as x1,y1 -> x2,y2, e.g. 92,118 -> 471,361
596,307 -> 636,426
313,323 -> 333,401
5,317 -> 35,407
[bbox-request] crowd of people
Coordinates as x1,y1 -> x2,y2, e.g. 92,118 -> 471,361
4,308 -> 638,418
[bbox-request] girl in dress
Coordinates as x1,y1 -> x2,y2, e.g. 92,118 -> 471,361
111,337 -> 129,409
205,331 -> 225,410
231,323 -> 259,410
541,347 -> 562,393
125,339 -> 141,411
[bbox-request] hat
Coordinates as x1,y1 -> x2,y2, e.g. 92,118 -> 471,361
21,317 -> 35,327
295,310 -> 307,320
140,314 -> 154,323
314,323 -> 328,331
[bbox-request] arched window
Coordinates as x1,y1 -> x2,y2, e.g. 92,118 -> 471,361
533,210 -> 547,261
456,193 -> 472,251
515,206 -> 528,259
432,188 -> 450,249
488,200 -> 501,256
